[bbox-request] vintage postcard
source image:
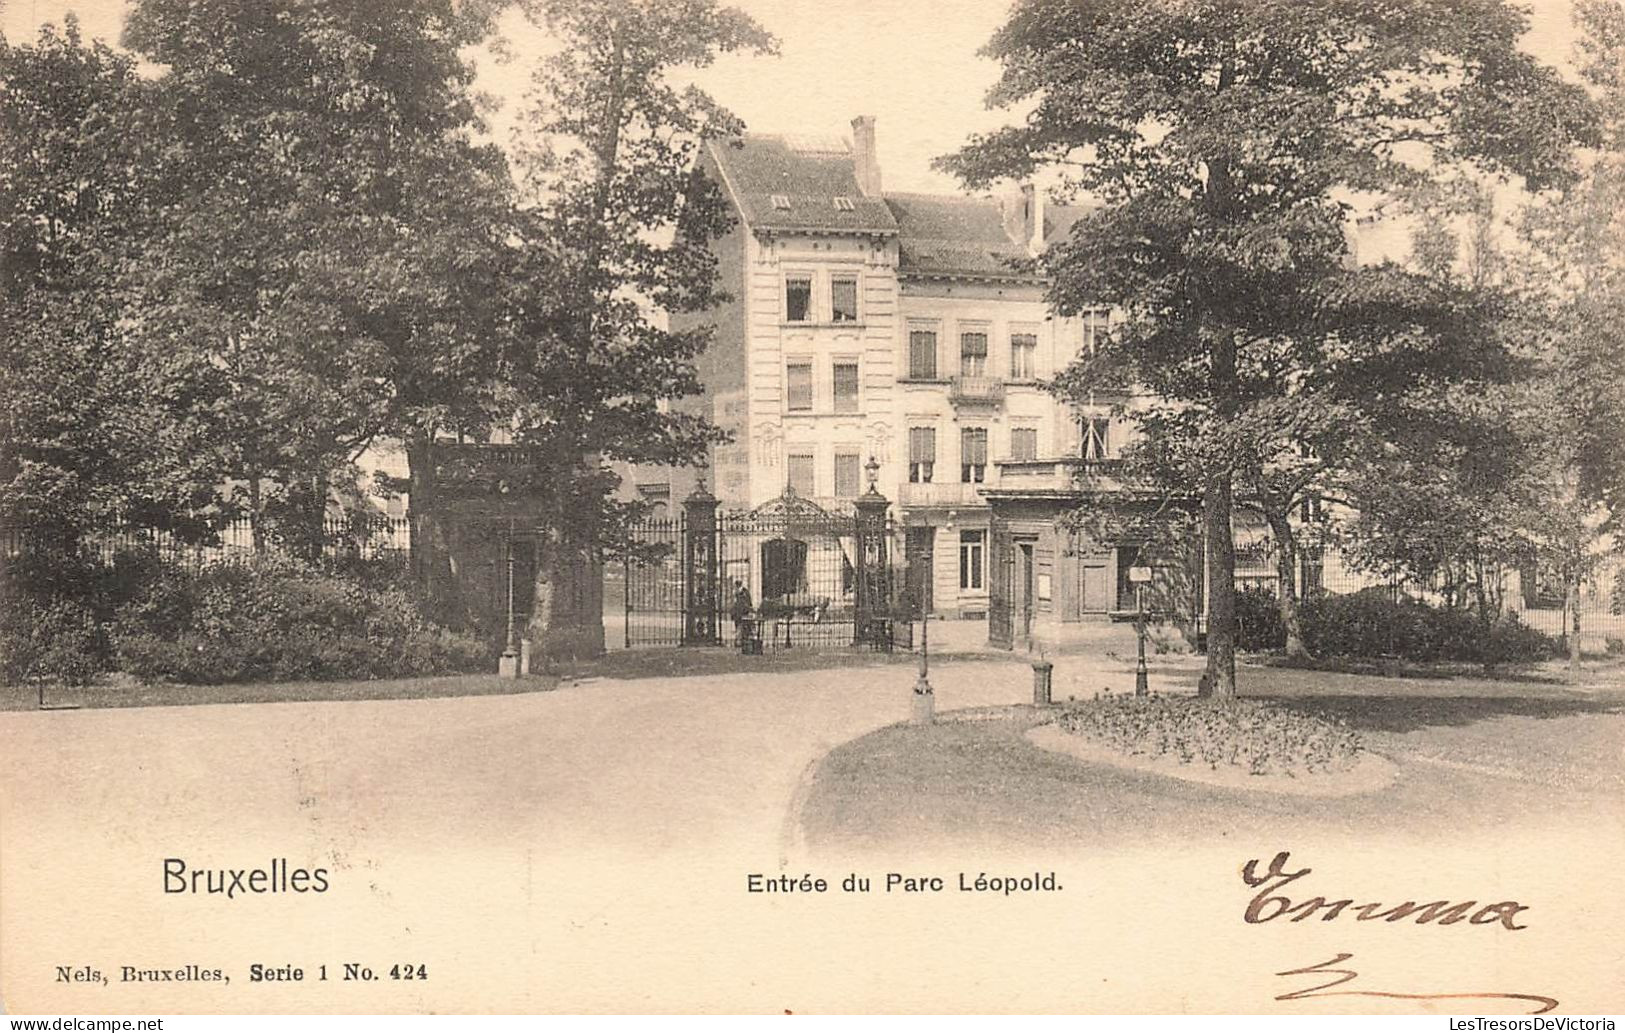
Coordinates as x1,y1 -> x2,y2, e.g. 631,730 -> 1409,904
1,0 -> 1622,1018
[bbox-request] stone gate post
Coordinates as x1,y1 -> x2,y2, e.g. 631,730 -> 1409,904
682,479 -> 720,646
853,458 -> 891,647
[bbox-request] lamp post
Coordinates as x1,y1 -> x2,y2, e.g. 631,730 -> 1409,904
499,514 -> 520,678
1129,565 -> 1152,696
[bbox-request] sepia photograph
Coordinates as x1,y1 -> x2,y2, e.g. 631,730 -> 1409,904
0,0 -> 1622,1019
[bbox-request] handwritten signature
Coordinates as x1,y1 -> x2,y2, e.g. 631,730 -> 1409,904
1276,954 -> 1558,1015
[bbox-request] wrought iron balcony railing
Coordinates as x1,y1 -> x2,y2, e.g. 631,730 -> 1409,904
949,375 -> 1005,407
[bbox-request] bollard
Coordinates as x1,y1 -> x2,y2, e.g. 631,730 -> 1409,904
1031,660 -> 1054,706
911,687 -> 935,725
519,637 -> 533,676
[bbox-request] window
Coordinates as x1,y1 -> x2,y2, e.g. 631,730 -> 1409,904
1081,416 -> 1110,460
960,331 -> 988,376
961,427 -> 988,483
1081,309 -> 1110,353
771,194 -> 791,210
786,363 -> 813,412
832,196 -> 855,211
908,329 -> 938,379
1010,427 -> 1038,461
832,361 -> 859,413
785,277 -> 812,322
959,530 -> 985,591
787,452 -> 816,495
1010,332 -> 1037,379
834,452 -> 861,499
831,275 -> 859,322
908,427 -> 936,484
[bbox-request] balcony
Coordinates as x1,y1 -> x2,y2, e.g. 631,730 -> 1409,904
897,480 -> 989,509
949,375 -> 1005,408
989,458 -> 1128,495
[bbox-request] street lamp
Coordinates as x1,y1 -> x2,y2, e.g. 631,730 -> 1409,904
499,514 -> 520,678
1129,564 -> 1152,695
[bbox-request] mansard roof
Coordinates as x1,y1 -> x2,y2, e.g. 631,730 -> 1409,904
885,193 -> 1035,281
707,135 -> 898,235
707,132 -> 1097,278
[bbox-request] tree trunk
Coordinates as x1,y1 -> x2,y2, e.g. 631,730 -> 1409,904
1204,467 -> 1238,699
247,473 -> 265,553
1567,573 -> 1582,679
406,436 -> 454,624
1265,506 -> 1310,660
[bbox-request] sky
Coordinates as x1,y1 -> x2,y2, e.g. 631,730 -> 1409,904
0,0 -> 1588,197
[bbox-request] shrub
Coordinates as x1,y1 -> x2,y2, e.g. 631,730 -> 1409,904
111,555 -> 494,684
1234,588 -> 1286,652
0,594 -> 102,687
1054,694 -> 1362,776
1299,588 -> 1557,664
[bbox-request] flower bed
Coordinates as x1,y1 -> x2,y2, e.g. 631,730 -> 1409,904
1051,693 -> 1363,777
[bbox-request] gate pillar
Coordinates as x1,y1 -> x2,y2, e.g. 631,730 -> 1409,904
853,458 -> 891,647
682,477 -> 720,646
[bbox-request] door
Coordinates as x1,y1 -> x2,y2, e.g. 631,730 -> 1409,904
1018,542 -> 1036,643
988,518 -> 1014,649
905,527 -> 935,616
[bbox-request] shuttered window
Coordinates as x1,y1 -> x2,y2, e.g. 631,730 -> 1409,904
786,363 -> 813,412
831,276 -> 858,322
833,362 -> 859,413
961,427 -> 988,483
785,277 -> 811,322
834,452 -> 861,498
787,452 -> 815,495
1010,332 -> 1037,379
908,427 -> 936,484
908,330 -> 938,379
1010,427 -> 1038,461
960,331 -> 988,376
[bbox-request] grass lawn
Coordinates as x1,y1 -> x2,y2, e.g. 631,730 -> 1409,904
0,670 -> 564,711
798,660 -> 1625,855
0,642 -> 988,711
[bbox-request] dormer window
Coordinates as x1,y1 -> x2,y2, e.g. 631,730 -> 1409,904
771,194 -> 791,210
832,196 -> 855,211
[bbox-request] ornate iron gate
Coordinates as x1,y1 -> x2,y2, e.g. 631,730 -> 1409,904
621,484 -> 904,651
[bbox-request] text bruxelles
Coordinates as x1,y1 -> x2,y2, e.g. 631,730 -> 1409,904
746,872 -> 1062,895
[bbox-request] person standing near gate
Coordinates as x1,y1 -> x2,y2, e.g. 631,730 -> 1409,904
730,579 -> 753,647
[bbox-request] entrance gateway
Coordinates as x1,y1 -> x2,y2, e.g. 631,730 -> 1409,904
619,483 -> 911,651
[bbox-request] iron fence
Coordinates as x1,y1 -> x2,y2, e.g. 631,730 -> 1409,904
1,514 -> 412,568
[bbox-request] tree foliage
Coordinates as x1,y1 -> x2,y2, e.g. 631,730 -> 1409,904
0,19 -> 229,543
116,0 -> 515,554
495,0 -> 776,651
943,0 -> 1597,694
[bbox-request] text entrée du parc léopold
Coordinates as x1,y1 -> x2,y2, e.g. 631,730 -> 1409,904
747,871 -> 1063,895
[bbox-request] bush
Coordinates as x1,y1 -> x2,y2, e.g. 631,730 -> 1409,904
0,594 -> 102,687
1054,694 -> 1362,776
111,554 -> 494,684
1299,587 -> 1557,664
1234,588 -> 1286,652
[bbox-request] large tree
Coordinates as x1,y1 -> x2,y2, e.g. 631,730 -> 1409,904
118,0 -> 515,557
943,0 -> 1596,696
499,0 -> 775,657
1512,0 -> 1625,670
0,19 -> 226,546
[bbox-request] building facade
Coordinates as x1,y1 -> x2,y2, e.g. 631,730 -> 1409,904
668,117 -> 1144,627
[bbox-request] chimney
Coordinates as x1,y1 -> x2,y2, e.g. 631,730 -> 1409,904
1022,182 -> 1046,254
851,115 -> 881,197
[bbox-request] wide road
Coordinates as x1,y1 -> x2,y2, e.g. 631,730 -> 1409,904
0,659 -> 1044,1012
4,658 -> 1621,1014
